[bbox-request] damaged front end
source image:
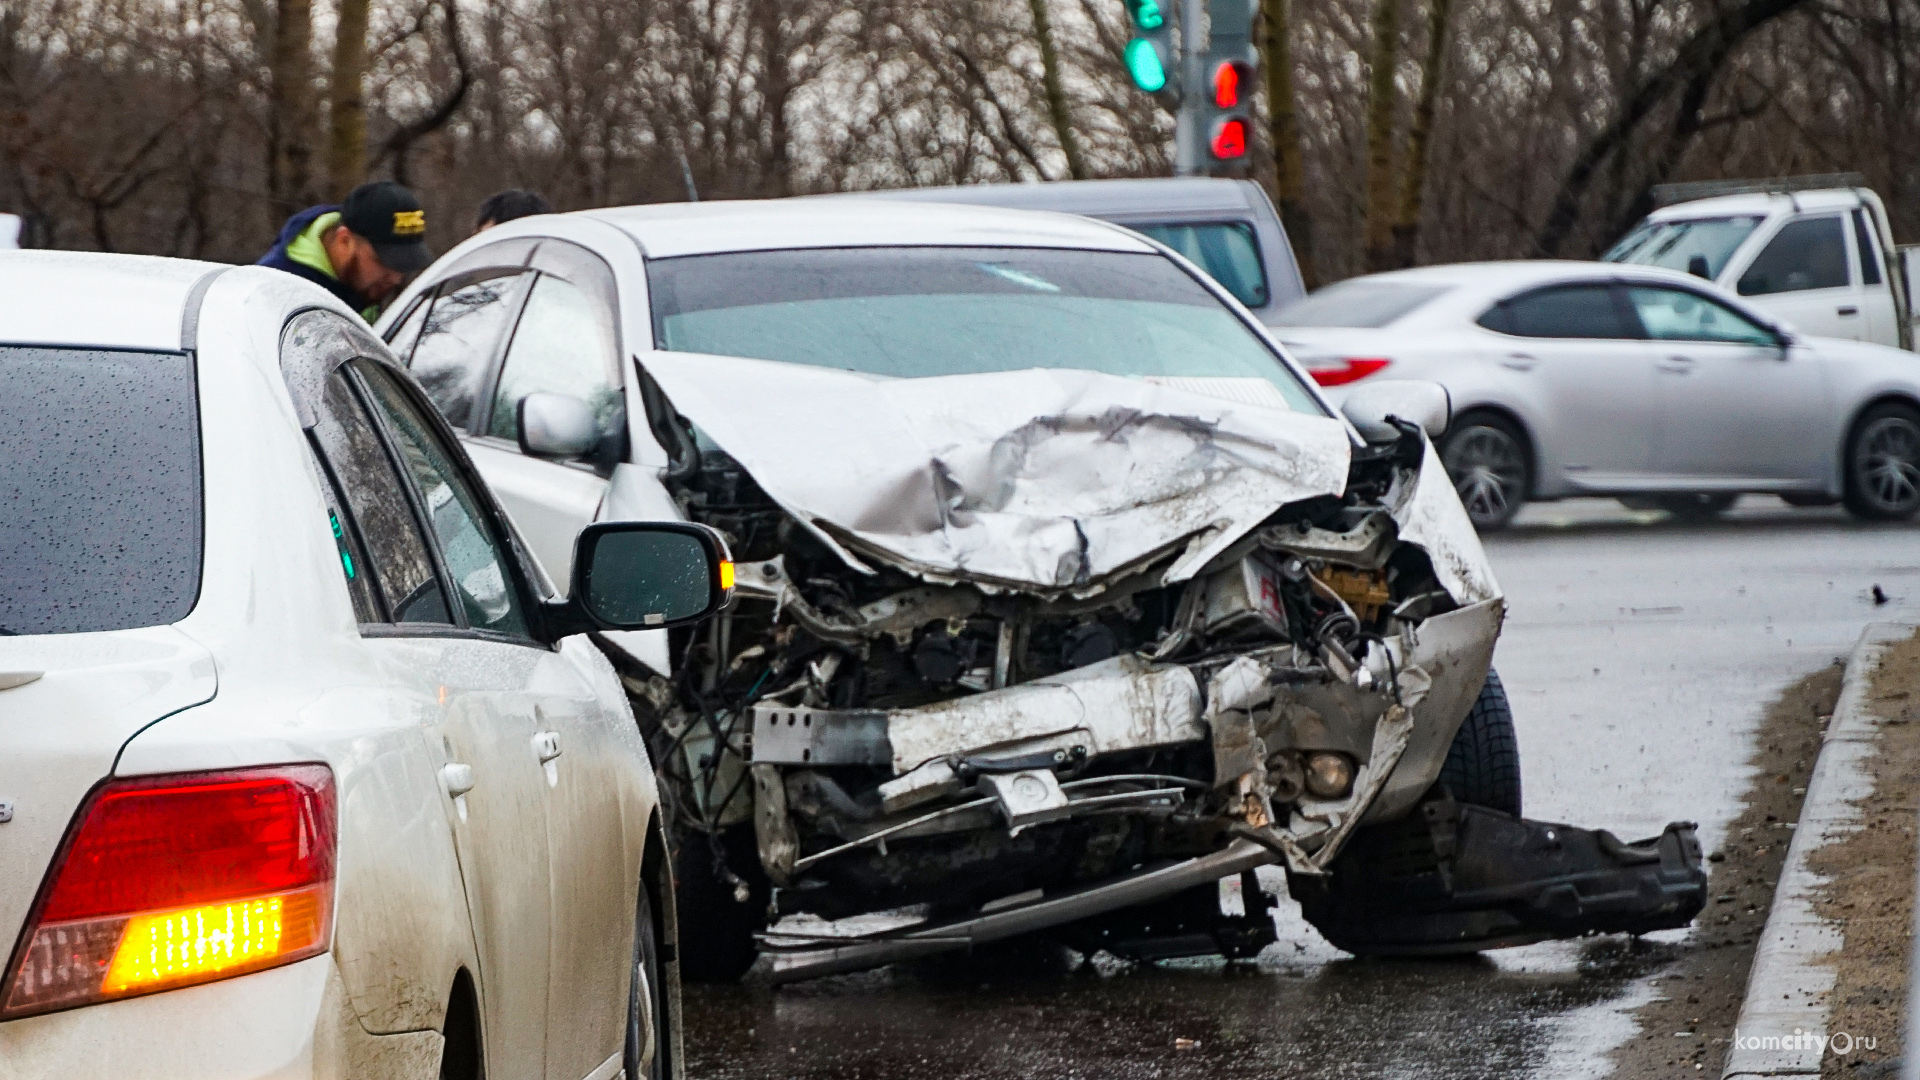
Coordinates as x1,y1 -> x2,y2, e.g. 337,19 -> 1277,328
611,358 -> 1702,981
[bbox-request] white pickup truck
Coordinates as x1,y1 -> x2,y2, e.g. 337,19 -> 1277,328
1602,177 -> 1917,351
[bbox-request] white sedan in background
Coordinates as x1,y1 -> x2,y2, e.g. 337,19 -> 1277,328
0,251 -> 728,1079
1273,261 -> 1920,529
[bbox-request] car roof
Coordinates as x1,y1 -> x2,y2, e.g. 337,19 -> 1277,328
1351,259 -> 1715,292
583,198 -> 1155,259
1644,189 -> 1864,221
0,251 -> 219,351
1301,259 -> 1743,328
817,177 -> 1268,217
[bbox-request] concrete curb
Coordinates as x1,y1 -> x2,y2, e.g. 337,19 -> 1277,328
1722,621 -> 1916,1080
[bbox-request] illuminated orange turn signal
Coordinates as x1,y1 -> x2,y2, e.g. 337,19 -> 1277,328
718,559 -> 736,591
103,886 -> 329,995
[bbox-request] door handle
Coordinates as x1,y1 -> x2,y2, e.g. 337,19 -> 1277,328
1838,306 -> 1859,316
1501,353 -> 1537,371
533,730 -> 562,763
1657,355 -> 1695,374
441,762 -> 476,798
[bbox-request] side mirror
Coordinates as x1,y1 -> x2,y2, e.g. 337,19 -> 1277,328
1341,380 -> 1451,443
1687,254 -> 1711,280
519,392 -> 598,459
536,521 -> 732,641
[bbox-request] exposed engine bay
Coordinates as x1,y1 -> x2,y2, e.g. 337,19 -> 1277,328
603,355 -> 1702,980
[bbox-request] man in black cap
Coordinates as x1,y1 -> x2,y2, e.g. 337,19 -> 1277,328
258,181 -> 433,321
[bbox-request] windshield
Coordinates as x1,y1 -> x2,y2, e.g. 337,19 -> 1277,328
1601,216 -> 1763,277
1272,279 -> 1451,328
646,246 -> 1324,415
0,346 -> 202,635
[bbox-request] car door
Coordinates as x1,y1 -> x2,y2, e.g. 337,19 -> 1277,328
1474,282 -> 1660,487
283,312 -> 555,1079
351,359 -> 638,1080
1734,214 -> 1862,340
1623,284 -> 1828,483
1850,208 -> 1901,347
463,240 -> 627,589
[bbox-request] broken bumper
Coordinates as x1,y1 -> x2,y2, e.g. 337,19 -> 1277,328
1293,800 -> 1710,955
753,597 -> 1503,840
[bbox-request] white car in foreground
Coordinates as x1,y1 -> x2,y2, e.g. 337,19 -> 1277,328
0,252 -> 729,1079
1274,261 -> 1920,529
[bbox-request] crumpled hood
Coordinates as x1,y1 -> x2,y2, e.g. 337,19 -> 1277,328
643,351 -> 1354,594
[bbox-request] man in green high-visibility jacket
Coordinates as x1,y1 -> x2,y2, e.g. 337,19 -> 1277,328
257,181 -> 433,321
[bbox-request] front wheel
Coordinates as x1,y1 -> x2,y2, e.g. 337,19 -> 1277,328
625,881 -> 672,1080
1434,668 -> 1522,817
1844,402 -> 1920,521
1440,414 -> 1532,532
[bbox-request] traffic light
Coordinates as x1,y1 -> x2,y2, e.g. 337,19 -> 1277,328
1203,0 -> 1258,163
1122,0 -> 1173,94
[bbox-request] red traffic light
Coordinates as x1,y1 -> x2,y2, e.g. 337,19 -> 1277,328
1209,117 -> 1248,159
1211,61 -> 1252,108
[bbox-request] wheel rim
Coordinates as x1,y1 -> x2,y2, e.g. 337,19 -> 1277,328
1857,416 -> 1920,512
1444,426 -> 1526,524
633,956 -> 656,1074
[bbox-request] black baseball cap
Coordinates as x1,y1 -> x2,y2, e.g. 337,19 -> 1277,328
339,181 -> 433,273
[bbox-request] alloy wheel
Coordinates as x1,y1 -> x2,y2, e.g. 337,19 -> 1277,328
1854,415 -> 1920,516
1442,423 -> 1528,530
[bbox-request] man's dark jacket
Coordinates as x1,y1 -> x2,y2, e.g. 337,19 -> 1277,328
256,205 -> 371,314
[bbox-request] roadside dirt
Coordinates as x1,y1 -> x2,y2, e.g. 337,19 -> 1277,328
1608,661 -> 1842,1078
1809,629 -> 1920,1078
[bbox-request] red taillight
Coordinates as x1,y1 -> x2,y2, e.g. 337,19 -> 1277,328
1309,357 -> 1392,386
2,765 -> 335,1019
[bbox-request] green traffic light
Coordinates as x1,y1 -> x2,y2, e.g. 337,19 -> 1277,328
1124,38 -> 1168,92
1126,0 -> 1165,29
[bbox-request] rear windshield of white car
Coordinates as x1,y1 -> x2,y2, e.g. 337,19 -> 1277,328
0,346 -> 202,635
646,246 -> 1325,415
1271,280 -> 1450,328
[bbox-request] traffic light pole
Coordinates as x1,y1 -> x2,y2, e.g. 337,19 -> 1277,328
1173,0 -> 1207,175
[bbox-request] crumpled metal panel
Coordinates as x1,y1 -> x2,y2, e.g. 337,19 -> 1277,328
885,653 -> 1204,774
641,351 -> 1353,595
1386,441 -> 1502,605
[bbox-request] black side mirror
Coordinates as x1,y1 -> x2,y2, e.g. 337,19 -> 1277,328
535,521 -> 732,642
1687,254 -> 1711,280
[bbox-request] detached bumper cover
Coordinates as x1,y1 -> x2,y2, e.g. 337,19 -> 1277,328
1294,799 -> 1709,955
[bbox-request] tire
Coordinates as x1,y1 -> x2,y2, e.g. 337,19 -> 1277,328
1434,668 -> 1522,817
625,881 -> 672,1080
672,825 -> 768,983
1439,413 -> 1532,532
1843,401 -> 1920,521
1649,492 -> 1737,519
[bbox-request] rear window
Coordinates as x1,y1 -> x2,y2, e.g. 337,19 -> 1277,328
1272,280 -> 1450,328
1131,221 -> 1270,308
0,346 -> 202,635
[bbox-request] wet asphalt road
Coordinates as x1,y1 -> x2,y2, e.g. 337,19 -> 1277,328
683,498 -> 1920,1080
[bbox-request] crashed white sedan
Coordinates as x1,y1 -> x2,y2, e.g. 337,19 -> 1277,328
378,200 -> 1705,981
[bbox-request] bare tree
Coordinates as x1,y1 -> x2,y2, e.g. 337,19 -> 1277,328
327,0 -> 371,197
1360,0 -> 1403,271
1261,0 -> 1318,286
